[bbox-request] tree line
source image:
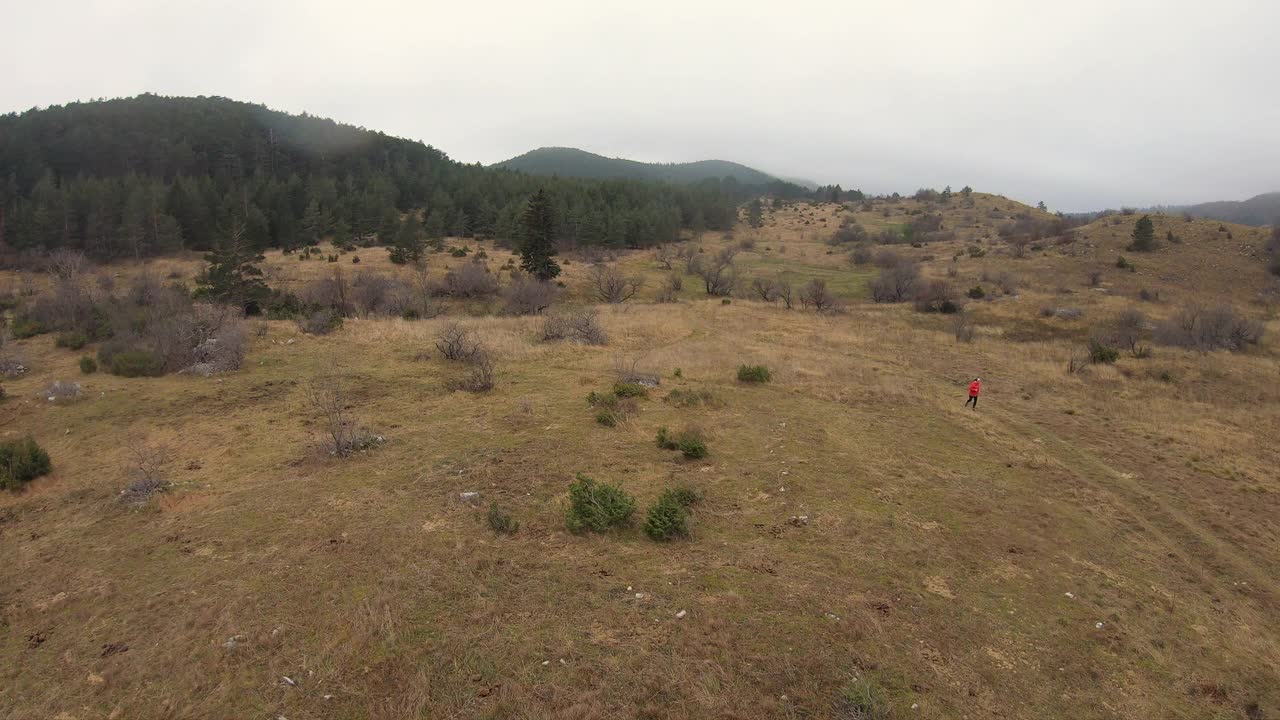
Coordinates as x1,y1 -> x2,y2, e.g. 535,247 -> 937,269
0,95 -> 766,260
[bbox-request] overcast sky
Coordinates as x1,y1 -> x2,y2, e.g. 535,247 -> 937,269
4,0 -> 1277,211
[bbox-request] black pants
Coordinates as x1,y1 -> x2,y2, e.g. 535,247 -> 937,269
965,395 -> 978,408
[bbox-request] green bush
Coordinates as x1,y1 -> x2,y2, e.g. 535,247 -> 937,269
56,331 -> 89,350
0,436 -> 52,491
596,408 -> 622,427
11,318 -> 44,339
737,364 -> 771,383
1088,339 -> 1120,364
109,350 -> 165,377
643,486 -> 701,541
656,427 -> 708,459
566,473 -> 635,533
612,381 -> 649,398
967,286 -> 985,299
487,503 -> 519,535
665,388 -> 715,407
79,356 -> 98,374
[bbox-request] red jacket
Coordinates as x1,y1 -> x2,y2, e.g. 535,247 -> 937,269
968,380 -> 981,397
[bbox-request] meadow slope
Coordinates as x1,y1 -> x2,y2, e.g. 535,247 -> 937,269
2,200 -> 1279,719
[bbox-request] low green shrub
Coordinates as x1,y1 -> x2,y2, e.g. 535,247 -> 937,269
656,426 -> 708,459
664,388 -> 715,407
737,364 -> 771,383
79,356 -> 98,374
11,318 -> 44,339
487,503 -> 519,535
612,381 -> 649,398
56,331 -> 89,350
566,473 -> 635,533
109,350 -> 165,377
1088,339 -> 1120,364
0,436 -> 52,491
967,286 -> 985,299
643,486 -> 701,541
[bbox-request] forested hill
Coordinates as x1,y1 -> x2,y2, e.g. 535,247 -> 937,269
0,95 -> 756,259
496,147 -> 796,189
1172,193 -> 1280,227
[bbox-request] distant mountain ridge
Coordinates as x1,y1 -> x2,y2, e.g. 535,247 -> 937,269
495,147 -> 783,186
1159,192 -> 1280,227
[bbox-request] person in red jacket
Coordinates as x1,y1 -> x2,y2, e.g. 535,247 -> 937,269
965,377 -> 981,409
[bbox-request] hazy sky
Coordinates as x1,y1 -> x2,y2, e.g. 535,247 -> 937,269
4,0 -> 1277,211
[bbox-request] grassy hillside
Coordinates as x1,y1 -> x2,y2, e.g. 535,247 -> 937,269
495,146 -> 783,186
2,199 -> 1279,719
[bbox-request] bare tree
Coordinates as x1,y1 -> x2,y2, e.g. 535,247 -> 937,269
799,278 -> 840,313
436,321 -> 480,361
1006,233 -> 1033,259
305,370 -> 374,457
588,264 -> 645,303
120,440 -> 173,504
653,245 -> 676,270
870,262 -> 920,303
1111,308 -> 1147,356
694,248 -> 738,296
46,249 -> 91,280
677,244 -> 700,274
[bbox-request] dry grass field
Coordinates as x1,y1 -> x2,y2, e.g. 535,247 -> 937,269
2,199 -> 1279,719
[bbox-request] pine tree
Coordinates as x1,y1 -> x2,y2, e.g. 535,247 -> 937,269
194,225 -> 271,313
377,208 -> 401,245
519,189 -> 560,280
389,215 -> 423,264
300,199 -> 324,244
747,199 -> 763,229
1130,215 -> 1156,252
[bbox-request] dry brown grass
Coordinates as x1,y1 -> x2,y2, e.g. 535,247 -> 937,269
2,204 -> 1279,719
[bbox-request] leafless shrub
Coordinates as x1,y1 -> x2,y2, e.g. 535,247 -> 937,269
750,276 -> 781,303
994,272 -> 1019,295
870,263 -> 920,303
799,278 -> 842,313
436,321 -> 481,361
655,273 -> 683,303
850,246 -> 873,265
540,309 -> 607,345
913,279 -> 960,313
129,270 -> 163,307
693,248 -> 738,296
442,261 -> 498,298
1087,271 -> 1102,287
46,249 -> 91,280
300,268 -> 355,316
828,222 -> 868,246
0,330 -> 26,378
28,275 -> 100,334
1067,348 -> 1091,375
503,273 -> 559,315
588,264 -> 644,303
677,244 -> 700,273
1111,308 -> 1148,356
305,372 -> 380,457
297,309 -> 343,336
1155,304 -> 1263,352
447,349 -> 496,393
946,261 -> 959,278
43,380 -> 82,402
351,271 -> 397,315
119,441 -> 173,505
613,352 -> 660,386
872,248 -> 904,268
953,313 -> 975,342
654,245 -> 676,270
